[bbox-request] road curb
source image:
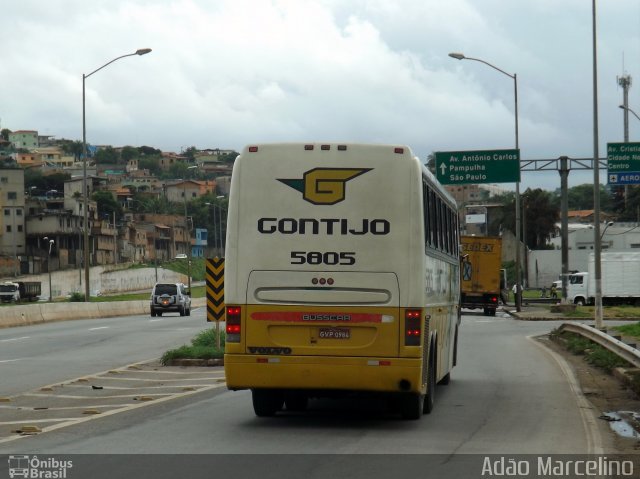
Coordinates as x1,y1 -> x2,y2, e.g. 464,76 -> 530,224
505,310 -> 640,322
165,358 -> 224,367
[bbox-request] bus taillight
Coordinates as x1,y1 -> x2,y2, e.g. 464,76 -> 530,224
404,309 -> 422,346
226,306 -> 242,342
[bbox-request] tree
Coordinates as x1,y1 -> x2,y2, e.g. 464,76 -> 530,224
219,151 -> 240,163
485,190 -> 558,249
522,188 -> 559,249
145,196 -> 176,215
25,170 -> 71,194
59,140 -> 84,161
169,162 -> 189,180
138,156 -> 162,176
120,146 -> 138,162
95,146 -> 119,164
92,191 -> 122,221
615,186 -> 640,221
562,183 -> 614,212
0,129 -> 10,141
139,146 -> 162,156
182,146 -> 197,160
488,191 -> 516,236
425,153 -> 436,175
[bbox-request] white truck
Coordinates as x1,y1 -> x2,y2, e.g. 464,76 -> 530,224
0,281 -> 41,303
567,252 -> 640,306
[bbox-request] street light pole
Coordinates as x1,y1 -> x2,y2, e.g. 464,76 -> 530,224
217,196 -> 226,257
591,0 -> 604,329
82,48 -> 152,301
183,165 -> 198,290
205,197 -> 226,257
43,237 -> 54,302
449,52 -> 522,311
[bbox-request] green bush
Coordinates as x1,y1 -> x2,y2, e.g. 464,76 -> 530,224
192,328 -> 225,348
68,292 -> 85,302
160,328 -> 225,365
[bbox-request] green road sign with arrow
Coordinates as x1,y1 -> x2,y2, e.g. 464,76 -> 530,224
435,149 -> 520,185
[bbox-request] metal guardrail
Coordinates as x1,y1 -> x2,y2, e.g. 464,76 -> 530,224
558,322 -> 640,369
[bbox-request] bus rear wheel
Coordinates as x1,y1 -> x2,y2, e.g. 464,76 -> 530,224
252,389 -> 284,417
423,349 -> 436,414
399,393 -> 423,420
284,391 -> 308,412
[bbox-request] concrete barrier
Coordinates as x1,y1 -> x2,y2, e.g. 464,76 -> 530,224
0,297 -> 206,329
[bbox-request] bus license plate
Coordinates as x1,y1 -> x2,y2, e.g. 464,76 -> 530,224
319,328 -> 350,339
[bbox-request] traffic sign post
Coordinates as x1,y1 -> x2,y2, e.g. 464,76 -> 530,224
607,142 -> 640,185
435,149 -> 520,185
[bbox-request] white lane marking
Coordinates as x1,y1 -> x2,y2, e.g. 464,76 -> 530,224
0,418 -> 83,425
530,335 -> 603,454
149,319 -> 164,323
0,336 -> 30,342
0,382 -> 226,445
88,327 -> 109,331
0,358 -> 28,364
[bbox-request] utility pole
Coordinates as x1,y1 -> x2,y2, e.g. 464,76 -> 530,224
559,157 -> 570,304
618,74 -> 632,207
113,211 -> 117,264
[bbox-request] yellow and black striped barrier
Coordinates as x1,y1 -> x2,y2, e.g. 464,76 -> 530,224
206,257 -> 224,322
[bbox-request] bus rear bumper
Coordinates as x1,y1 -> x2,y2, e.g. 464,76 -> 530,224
224,354 -> 423,394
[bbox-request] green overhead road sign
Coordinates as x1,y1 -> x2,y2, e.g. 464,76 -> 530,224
435,149 -> 521,185
607,142 -> 640,185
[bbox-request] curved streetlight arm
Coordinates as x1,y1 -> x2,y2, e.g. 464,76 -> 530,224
600,221 -> 614,239
449,53 -> 515,80
619,105 -> 640,122
84,49 -> 152,80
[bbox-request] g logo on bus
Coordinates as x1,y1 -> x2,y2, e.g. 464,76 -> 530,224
278,168 -> 372,205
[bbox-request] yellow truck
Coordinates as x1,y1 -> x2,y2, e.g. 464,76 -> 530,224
460,235 -> 503,316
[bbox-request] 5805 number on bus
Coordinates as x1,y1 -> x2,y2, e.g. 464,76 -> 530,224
290,251 -> 356,265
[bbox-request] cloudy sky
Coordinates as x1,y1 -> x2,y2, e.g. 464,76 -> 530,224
2,0 -> 639,190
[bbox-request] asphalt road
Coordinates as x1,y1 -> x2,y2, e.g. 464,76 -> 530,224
0,310 -> 604,459
0,307 -> 208,397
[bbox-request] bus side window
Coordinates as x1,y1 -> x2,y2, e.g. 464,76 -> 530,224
423,181 -> 431,248
429,191 -> 435,248
446,209 -> 453,254
443,203 -> 450,254
436,196 -> 444,251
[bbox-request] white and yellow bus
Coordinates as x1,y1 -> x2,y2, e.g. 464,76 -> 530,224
224,143 -> 460,419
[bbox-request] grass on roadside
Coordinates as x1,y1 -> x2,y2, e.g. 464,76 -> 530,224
531,304 -> 640,320
551,330 -> 631,373
65,285 -> 206,302
160,328 -> 225,365
612,322 -> 640,341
